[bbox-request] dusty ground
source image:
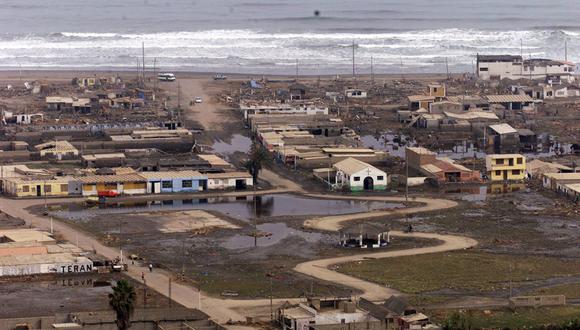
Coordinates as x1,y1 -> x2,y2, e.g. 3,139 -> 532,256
0,273 -> 171,318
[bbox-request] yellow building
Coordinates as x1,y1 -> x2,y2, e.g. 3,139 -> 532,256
3,177 -> 71,198
428,83 -> 446,98
486,154 -> 526,181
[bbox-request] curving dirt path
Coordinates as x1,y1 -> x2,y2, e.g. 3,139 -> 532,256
294,231 -> 478,301
0,189 -> 476,324
303,194 -> 458,231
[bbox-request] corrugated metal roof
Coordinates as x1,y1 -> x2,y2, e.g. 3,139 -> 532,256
407,95 -> 436,102
406,147 -> 436,155
543,173 -> 580,180
139,170 -> 205,180
198,154 -> 232,167
322,148 -> 375,154
486,94 -> 533,103
565,183 -> 580,193
206,171 -> 252,179
421,164 -> 442,174
444,111 -> 499,120
76,173 -> 146,184
489,123 -> 518,135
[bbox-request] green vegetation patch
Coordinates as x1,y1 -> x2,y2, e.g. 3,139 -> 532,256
433,307 -> 580,329
337,251 -> 580,294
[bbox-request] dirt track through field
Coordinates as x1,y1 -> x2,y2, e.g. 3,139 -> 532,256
0,185 -> 476,325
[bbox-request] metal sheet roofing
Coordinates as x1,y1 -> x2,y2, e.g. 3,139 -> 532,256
407,95 -> 436,102
139,170 -> 205,180
489,123 -> 518,135
444,111 -> 499,120
486,94 -> 533,103
76,173 -> 146,184
206,171 -> 252,179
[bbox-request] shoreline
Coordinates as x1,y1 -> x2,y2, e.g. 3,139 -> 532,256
0,69 -> 452,82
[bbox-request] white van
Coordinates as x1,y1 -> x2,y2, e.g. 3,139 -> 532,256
157,73 -> 176,81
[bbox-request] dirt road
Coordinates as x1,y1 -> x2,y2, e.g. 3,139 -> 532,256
163,76 -> 232,131
303,194 -> 458,231
294,231 -> 477,301
0,190 -> 475,323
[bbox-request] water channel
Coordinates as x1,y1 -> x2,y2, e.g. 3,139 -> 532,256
52,194 -> 404,222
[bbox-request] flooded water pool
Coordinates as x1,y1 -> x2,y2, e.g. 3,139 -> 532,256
211,134 -> 252,156
53,194 -> 403,222
221,222 -> 323,249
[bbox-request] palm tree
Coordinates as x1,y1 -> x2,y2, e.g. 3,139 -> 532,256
109,279 -> 136,330
244,142 -> 270,183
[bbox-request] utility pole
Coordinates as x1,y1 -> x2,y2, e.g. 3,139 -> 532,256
565,39 -> 568,61
253,184 -> 258,247
168,277 -> 172,306
153,57 -> 157,91
405,152 -> 409,202
352,40 -> 356,80
142,42 -> 146,85
400,56 -> 405,82
520,39 -> 524,77
295,59 -> 299,80
177,81 -> 182,110
445,57 -> 449,80
370,56 -> 374,83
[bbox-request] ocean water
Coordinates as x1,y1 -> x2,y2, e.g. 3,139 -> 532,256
0,0 -> 579,73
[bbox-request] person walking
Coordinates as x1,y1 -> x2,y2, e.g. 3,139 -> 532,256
148,264 -> 153,272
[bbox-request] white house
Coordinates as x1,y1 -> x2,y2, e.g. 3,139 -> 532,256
206,172 -> 253,190
477,55 -> 575,83
333,157 -> 386,191
345,89 -> 367,98
239,101 -> 328,119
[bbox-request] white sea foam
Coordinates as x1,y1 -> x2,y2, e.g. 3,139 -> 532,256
0,28 -> 576,73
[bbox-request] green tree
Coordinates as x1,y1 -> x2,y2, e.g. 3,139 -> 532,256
244,142 -> 270,183
109,279 -> 136,330
443,311 -> 473,330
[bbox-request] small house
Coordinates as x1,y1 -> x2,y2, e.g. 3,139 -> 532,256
3,177 -> 71,198
486,154 -> 526,181
139,170 -> 208,194
77,174 -> 147,196
206,172 -> 253,190
35,141 -> 79,160
407,95 -> 436,111
333,157 -> 387,191
428,83 -> 446,98
289,83 -> 308,100
487,123 -> 520,152
429,101 -> 462,114
406,147 -> 480,183
46,97 -> 73,111
542,172 -> 580,191
345,89 -> 368,99
486,94 -> 534,110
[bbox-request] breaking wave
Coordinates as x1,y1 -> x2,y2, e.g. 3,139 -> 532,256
0,28 -> 576,74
